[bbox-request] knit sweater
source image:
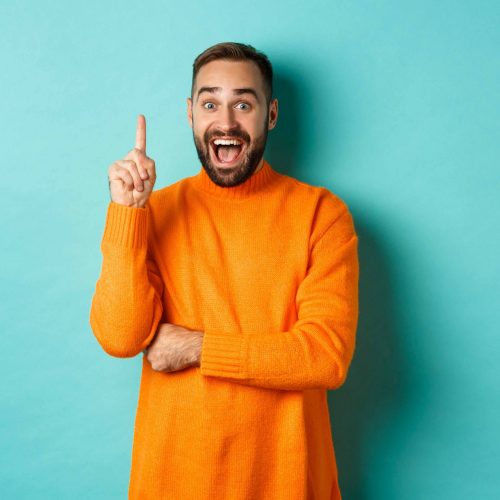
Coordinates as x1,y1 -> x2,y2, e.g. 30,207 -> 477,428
89,159 -> 359,500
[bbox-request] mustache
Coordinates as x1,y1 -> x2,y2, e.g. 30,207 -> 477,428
205,130 -> 250,143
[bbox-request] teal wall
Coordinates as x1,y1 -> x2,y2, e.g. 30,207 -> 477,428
1,1 -> 498,498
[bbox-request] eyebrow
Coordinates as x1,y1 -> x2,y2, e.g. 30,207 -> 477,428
196,86 -> 260,103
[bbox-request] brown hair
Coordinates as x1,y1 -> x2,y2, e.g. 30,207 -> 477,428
191,42 -> 274,106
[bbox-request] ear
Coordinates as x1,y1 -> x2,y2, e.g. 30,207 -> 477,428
187,97 -> 193,128
268,98 -> 278,130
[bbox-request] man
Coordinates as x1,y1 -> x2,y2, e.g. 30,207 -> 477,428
89,41 -> 359,500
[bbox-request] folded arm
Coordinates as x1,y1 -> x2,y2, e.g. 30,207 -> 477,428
199,207 -> 359,391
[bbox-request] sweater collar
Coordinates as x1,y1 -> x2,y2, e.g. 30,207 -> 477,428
193,159 -> 278,200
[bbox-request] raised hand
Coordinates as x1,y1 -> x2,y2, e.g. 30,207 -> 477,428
108,114 -> 157,208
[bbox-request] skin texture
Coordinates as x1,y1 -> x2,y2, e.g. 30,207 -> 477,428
141,59 -> 279,373
143,324 -> 204,372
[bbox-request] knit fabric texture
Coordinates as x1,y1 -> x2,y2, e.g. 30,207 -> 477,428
89,159 -> 359,499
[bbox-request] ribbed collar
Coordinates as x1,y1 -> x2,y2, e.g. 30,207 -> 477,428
192,159 -> 279,200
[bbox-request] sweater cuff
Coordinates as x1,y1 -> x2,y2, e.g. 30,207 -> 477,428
199,332 -> 247,378
102,201 -> 149,249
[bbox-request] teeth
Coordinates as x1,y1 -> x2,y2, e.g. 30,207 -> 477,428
213,139 -> 242,146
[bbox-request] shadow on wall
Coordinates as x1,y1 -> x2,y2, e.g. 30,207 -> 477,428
264,69 -> 307,177
328,223 -> 411,499
267,64 -> 411,499
264,61 -> 345,181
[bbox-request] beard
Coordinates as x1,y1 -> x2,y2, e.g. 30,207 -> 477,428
192,117 -> 269,188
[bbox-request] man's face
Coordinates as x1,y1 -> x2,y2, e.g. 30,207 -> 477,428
187,59 -> 278,187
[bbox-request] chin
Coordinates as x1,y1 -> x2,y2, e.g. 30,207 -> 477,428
193,134 -> 265,187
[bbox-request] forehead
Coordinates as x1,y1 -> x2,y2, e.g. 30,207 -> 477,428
194,59 -> 265,96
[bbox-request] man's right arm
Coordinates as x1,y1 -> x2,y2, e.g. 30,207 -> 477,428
89,201 -> 164,358
89,114 -> 163,358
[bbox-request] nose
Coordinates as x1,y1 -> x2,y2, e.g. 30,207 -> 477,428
217,104 -> 238,130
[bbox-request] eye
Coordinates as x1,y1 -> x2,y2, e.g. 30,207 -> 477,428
236,102 -> 250,110
203,102 -> 215,110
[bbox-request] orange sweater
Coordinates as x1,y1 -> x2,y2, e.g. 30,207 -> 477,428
89,159 -> 359,499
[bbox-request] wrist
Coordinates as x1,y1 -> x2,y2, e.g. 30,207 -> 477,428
194,331 -> 204,367
110,199 -> 147,209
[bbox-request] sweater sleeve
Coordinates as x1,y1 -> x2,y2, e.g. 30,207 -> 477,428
199,207 -> 359,391
89,201 -> 164,358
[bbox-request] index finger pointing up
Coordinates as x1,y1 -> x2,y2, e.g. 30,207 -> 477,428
135,114 -> 146,151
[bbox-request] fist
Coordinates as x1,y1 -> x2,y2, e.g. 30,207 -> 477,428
108,114 -> 157,208
144,323 -> 204,373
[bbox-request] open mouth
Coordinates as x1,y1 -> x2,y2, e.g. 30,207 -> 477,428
210,138 -> 246,167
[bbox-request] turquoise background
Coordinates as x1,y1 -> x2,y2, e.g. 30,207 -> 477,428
1,1 -> 499,498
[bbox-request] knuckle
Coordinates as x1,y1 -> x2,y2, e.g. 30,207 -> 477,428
131,162 -> 142,173
133,149 -> 146,163
124,163 -> 138,177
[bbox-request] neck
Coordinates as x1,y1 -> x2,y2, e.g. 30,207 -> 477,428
253,157 -> 264,174
193,158 -> 278,200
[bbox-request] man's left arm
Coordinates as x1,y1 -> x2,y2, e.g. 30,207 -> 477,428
198,207 -> 360,391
